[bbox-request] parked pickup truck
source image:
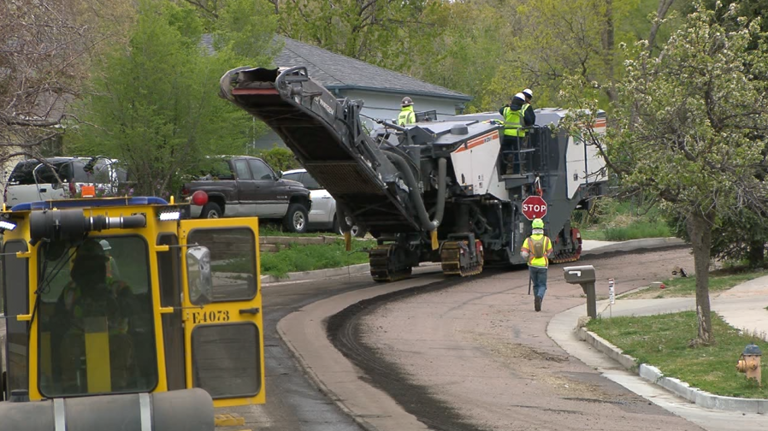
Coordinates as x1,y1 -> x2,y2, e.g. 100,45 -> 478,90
181,156 -> 312,232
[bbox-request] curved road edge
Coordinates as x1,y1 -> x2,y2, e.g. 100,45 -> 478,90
275,237 -> 694,430
276,269 -> 445,431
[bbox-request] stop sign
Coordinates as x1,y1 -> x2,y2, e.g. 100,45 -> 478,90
522,196 -> 547,220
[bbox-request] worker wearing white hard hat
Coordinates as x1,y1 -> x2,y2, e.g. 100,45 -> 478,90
100,239 -> 122,280
522,88 -> 533,101
521,88 -> 536,126
499,92 -> 535,175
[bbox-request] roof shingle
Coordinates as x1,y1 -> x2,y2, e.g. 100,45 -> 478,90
276,37 -> 470,101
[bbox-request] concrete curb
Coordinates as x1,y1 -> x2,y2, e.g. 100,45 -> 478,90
261,263 -> 371,284
579,326 -> 768,414
581,237 -> 686,255
261,262 -> 443,285
276,321 -> 382,431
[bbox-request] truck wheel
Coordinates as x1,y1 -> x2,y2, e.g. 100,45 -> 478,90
335,214 -> 367,238
201,202 -> 222,219
284,203 -> 308,233
332,214 -> 341,234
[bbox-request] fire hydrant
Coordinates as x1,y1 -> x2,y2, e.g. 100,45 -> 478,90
736,343 -> 762,386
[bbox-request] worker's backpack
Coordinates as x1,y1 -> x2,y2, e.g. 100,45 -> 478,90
530,237 -> 546,259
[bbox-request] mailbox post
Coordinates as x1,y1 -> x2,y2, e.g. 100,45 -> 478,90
563,265 -> 597,318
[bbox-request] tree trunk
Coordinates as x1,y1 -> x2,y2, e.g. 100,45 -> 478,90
647,0 -> 675,52
748,238 -> 765,268
601,0 -> 617,103
686,212 -> 715,345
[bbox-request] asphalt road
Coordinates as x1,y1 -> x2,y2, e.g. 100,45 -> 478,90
1,246 -> 704,430
215,274 -> 379,431
338,248 -> 700,430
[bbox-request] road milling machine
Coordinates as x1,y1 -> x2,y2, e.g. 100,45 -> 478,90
0,196 -> 265,430
220,66 -> 607,281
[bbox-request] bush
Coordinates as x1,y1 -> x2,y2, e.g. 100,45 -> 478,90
254,145 -> 301,173
574,196 -> 672,241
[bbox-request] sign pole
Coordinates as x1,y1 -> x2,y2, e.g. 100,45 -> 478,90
608,278 -> 615,318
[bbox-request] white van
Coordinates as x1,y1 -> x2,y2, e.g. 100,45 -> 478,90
3,157 -> 127,207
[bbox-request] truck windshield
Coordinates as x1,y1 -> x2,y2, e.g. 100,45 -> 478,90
7,160 -> 69,185
7,159 -> 126,185
36,236 -> 157,397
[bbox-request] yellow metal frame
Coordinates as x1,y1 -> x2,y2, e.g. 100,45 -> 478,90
3,204 -> 174,400
178,217 -> 265,407
2,203 -> 265,406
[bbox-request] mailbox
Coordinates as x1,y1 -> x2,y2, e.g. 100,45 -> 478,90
563,265 -> 597,318
563,265 -> 596,284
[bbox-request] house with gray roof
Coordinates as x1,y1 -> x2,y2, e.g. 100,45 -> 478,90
252,37 -> 471,150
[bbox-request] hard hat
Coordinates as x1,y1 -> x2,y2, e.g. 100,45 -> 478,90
99,239 -> 112,251
514,92 -> 526,101
532,218 -> 544,229
401,97 -> 413,107
76,239 -> 109,263
523,88 -> 533,99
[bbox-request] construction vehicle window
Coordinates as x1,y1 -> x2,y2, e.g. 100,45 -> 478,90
192,323 -> 261,398
188,228 -> 257,303
234,160 -> 252,180
37,236 -> 158,397
3,240 -> 29,396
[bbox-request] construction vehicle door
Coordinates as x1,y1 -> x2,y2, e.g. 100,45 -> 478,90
179,218 -> 265,407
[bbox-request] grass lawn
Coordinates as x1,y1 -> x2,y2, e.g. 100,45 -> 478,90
579,220 -> 671,241
574,196 -> 672,241
588,311 -> 768,398
214,239 -> 376,278
260,224 -> 340,238
622,268 -> 768,299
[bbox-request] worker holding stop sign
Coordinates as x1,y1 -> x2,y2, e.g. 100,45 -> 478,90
521,196 -> 553,312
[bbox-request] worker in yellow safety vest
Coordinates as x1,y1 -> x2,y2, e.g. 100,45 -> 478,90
522,88 -> 536,125
398,97 -> 416,126
520,218 -> 553,312
99,239 -> 121,281
499,92 -> 534,174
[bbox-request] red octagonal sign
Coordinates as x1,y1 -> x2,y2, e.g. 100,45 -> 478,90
522,196 -> 547,221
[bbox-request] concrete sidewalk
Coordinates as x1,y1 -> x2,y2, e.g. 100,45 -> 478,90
587,274 -> 768,340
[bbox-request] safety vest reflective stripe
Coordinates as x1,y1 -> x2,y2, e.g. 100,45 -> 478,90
503,106 -> 527,137
398,109 -> 415,126
525,236 -> 551,267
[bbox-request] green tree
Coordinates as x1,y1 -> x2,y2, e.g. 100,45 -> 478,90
0,0 -> 131,163
409,1 -> 512,112
561,3 -> 768,345
69,0 -> 278,195
279,0 -> 447,72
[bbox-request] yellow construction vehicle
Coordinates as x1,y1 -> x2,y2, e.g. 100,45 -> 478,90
0,194 -> 264,430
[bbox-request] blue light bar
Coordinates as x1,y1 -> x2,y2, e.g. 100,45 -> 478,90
11,197 -> 170,212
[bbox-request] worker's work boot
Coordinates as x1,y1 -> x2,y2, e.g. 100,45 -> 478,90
534,296 -> 542,312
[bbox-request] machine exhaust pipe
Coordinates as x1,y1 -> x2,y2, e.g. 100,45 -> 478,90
385,153 -> 447,232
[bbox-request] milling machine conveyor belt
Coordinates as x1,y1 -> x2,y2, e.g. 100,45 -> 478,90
219,66 -> 419,233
